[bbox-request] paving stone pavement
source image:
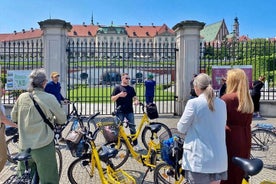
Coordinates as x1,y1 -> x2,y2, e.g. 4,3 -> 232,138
0,115 -> 275,184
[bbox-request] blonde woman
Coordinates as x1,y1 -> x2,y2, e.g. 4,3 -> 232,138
177,73 -> 227,184
221,68 -> 254,184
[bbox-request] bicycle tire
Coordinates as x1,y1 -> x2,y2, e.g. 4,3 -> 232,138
102,140 -> 130,169
154,162 -> 184,184
6,135 -> 19,164
251,128 -> 276,169
67,153 -> 102,184
141,122 -> 172,152
55,148 -> 63,179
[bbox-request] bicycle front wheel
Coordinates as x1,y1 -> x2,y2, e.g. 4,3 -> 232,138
102,140 -> 130,169
6,135 -> 19,164
67,153 -> 101,184
55,148 -> 62,179
142,122 -> 172,151
154,162 -> 184,184
251,128 -> 276,169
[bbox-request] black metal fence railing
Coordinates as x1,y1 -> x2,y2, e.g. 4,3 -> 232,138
67,41 -> 176,115
200,40 -> 276,100
0,40 -> 43,104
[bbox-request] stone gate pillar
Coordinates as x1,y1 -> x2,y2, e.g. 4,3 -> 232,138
38,19 -> 72,98
173,20 -> 205,115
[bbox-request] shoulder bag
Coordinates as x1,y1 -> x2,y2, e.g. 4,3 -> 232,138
29,93 -> 54,131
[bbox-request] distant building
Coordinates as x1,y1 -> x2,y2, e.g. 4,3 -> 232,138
0,17 -> 252,51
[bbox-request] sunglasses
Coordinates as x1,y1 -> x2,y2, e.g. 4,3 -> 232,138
125,77 -> 130,80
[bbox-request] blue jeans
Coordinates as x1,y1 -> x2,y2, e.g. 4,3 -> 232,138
116,112 -> 138,146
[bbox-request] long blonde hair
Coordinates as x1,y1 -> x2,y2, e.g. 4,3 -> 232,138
226,68 -> 254,113
193,73 -> 216,111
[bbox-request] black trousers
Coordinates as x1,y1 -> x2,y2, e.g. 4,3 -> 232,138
251,93 -> 261,112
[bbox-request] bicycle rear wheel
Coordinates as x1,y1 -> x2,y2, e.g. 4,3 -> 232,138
67,153 -> 101,184
154,162 -> 185,184
251,128 -> 276,169
6,135 -> 19,164
142,122 -> 172,152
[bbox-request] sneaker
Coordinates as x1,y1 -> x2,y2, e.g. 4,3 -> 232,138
257,114 -> 262,118
134,144 -> 143,151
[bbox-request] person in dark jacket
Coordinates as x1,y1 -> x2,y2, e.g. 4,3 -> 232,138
45,72 -> 69,105
219,77 -> 227,98
251,76 -> 265,118
190,74 -> 198,99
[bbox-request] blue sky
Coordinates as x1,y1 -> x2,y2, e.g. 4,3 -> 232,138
1,0 -> 275,39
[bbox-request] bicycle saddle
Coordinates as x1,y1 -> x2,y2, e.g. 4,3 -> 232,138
12,148 -> 32,161
232,157 -> 263,176
146,124 -> 161,133
99,145 -> 119,162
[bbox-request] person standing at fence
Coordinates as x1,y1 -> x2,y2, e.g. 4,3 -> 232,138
144,74 -> 156,105
0,83 -> 17,173
45,72 -> 69,105
11,68 -> 67,183
111,73 -> 143,151
251,76 -> 265,118
219,77 -> 227,98
220,68 -> 254,184
190,74 -> 198,99
177,73 -> 227,184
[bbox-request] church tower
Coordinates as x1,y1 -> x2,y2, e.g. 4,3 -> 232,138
233,17 -> 239,38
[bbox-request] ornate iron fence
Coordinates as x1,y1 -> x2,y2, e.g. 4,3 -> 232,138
66,41 -> 176,115
0,40 -> 43,104
200,40 -> 276,100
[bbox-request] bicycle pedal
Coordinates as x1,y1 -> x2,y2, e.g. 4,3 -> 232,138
81,160 -> 90,166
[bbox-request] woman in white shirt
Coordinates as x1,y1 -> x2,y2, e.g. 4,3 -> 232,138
177,73 -> 228,184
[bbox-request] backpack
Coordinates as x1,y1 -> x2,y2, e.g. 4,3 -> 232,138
161,136 -> 183,167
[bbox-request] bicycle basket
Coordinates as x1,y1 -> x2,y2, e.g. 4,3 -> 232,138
99,117 -> 119,143
146,103 -> 159,119
66,138 -> 88,157
160,128 -> 185,167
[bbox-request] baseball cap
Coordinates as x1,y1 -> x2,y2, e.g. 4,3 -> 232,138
148,74 -> 153,79
51,72 -> 60,78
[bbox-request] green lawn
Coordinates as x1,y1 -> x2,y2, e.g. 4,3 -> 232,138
68,84 -> 174,103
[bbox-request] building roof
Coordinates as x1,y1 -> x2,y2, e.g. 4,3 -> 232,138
200,20 -> 225,42
68,24 -> 99,37
124,24 -> 174,38
0,29 -> 42,41
0,23 -> 174,41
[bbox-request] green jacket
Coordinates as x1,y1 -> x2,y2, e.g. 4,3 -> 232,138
11,88 -> 67,150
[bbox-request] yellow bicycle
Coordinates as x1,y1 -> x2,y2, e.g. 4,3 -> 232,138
67,126 -> 136,184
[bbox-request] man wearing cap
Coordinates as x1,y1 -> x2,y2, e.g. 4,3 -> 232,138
45,72 -> 69,105
144,74 -> 156,104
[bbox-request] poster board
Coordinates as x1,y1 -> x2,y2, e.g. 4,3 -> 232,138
6,70 -> 32,90
212,65 -> 252,90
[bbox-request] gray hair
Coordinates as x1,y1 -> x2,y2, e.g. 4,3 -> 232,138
28,68 -> 47,91
193,73 -> 216,111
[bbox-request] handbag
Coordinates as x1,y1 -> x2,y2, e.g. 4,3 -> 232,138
29,93 -> 54,131
65,128 -> 83,144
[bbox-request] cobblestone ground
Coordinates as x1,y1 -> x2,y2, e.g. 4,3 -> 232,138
0,116 -> 275,183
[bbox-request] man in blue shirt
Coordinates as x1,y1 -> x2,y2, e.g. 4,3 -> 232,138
45,72 -> 69,105
144,74 -> 156,104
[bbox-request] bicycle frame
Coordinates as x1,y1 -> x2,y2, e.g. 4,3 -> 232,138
115,121 -> 157,168
127,112 -> 150,142
114,103 -> 162,151
87,128 -> 136,184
